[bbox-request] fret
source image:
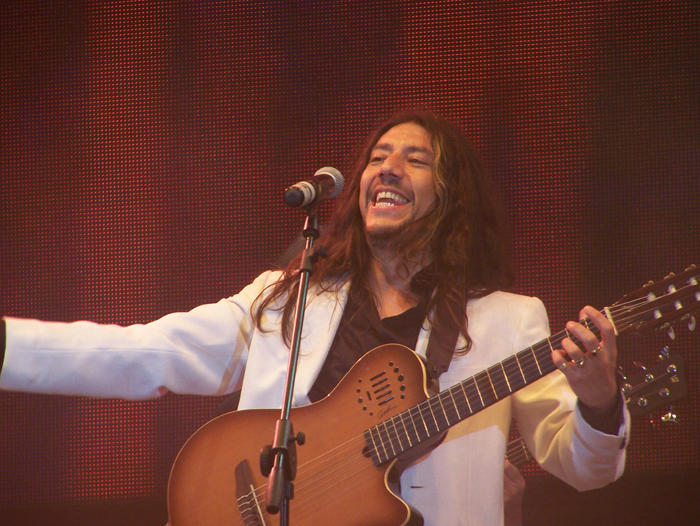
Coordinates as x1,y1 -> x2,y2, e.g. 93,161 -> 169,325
421,399 -> 441,436
407,405 -> 430,441
513,353 -> 526,385
435,392 -> 452,426
535,342 -> 553,375
462,377 -> 484,412
499,361 -> 512,393
450,383 -> 471,418
428,396 -> 450,430
518,348 -> 542,384
388,416 -> 407,452
458,381 -> 474,414
398,411 -> 415,448
535,341 -> 558,377
442,390 -> 461,424
447,387 -> 463,420
488,363 -> 511,400
530,346 -> 542,376
502,355 -> 525,390
537,342 -> 551,375
468,376 -> 485,408
366,427 -> 386,464
377,422 -> 397,458
554,333 -> 572,356
474,371 -> 498,407
604,306 -> 619,335
485,369 -> 498,400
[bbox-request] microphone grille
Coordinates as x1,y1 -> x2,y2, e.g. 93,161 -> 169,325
314,166 -> 344,198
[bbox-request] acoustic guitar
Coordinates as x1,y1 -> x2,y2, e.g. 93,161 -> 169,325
168,266 -> 700,526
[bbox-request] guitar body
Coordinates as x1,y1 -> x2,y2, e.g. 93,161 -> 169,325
168,344 -> 430,526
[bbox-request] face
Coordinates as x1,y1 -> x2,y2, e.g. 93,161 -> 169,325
359,122 -> 437,241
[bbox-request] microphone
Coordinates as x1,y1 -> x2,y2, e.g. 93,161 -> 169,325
283,167 -> 344,208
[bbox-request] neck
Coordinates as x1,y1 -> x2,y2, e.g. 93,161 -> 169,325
367,244 -> 431,319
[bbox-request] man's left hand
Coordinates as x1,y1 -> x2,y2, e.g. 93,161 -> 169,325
551,306 -> 619,412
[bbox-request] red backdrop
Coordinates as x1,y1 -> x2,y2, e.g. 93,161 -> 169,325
1,1 -> 698,524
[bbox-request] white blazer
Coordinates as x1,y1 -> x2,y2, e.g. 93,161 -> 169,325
1,270 -> 629,526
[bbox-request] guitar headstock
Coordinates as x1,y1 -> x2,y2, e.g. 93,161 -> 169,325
610,265 -> 700,338
622,354 -> 688,417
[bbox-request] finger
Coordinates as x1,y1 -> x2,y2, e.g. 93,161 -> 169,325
504,460 -> 526,486
580,306 -> 617,359
565,319 -> 600,354
561,338 -> 588,368
551,349 -> 570,373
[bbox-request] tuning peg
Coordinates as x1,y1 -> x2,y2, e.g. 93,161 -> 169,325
661,406 -> 679,424
684,314 -> 696,332
633,361 -> 647,372
659,346 -> 671,360
659,322 -> 677,340
616,366 -> 627,381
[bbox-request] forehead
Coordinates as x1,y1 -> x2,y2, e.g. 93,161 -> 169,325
372,122 -> 433,152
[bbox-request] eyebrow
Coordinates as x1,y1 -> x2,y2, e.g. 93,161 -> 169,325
372,142 -> 434,157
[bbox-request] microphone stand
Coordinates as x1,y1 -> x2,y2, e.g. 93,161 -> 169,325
264,208 -> 323,525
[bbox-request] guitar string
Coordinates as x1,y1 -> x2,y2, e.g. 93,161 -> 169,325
292,296 -> 676,502
240,292 -> 693,519
240,330 -> 580,518
240,357 -> 686,523
241,433 -> 371,521
289,294 -> 675,480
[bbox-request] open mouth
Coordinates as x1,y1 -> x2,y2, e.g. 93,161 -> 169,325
373,190 -> 409,208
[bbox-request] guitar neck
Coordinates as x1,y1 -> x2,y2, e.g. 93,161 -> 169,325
365,262 -> 700,466
364,320 -> 600,466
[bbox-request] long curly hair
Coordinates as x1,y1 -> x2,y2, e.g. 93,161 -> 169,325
253,110 -> 514,353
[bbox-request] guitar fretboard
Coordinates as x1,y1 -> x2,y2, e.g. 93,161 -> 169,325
364,319 -> 601,465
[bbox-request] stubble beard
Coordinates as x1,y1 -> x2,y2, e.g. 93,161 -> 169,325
364,215 -> 418,253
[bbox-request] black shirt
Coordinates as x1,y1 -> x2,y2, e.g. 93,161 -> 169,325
308,275 -> 435,403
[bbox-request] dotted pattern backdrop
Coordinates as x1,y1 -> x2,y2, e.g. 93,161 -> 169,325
1,0 -> 698,519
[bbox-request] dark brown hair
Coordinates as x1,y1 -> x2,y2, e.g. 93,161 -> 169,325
254,110 -> 514,353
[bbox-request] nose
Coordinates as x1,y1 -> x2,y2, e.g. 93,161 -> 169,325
379,151 -> 404,179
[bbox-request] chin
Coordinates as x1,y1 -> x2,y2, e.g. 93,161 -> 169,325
365,222 -> 406,243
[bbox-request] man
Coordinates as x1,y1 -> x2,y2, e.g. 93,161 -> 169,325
0,110 -> 628,525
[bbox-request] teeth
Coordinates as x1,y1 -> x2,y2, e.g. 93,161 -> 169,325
375,191 -> 408,206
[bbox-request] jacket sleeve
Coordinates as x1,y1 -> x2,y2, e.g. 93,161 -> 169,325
510,298 -> 629,491
0,271 -> 280,399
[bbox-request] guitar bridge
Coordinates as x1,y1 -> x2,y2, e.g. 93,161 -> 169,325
235,460 -> 267,526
